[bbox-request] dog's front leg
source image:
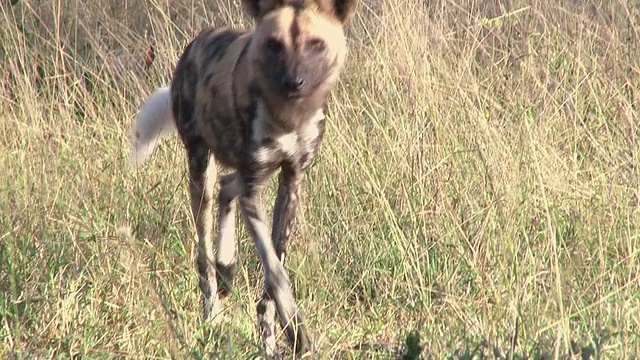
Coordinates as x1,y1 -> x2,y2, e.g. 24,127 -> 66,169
239,161 -> 309,357
256,163 -> 309,357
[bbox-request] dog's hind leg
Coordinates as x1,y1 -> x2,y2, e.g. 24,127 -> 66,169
215,172 -> 242,297
186,140 -> 221,322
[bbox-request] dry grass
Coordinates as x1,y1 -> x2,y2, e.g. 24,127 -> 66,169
2,0 -> 639,358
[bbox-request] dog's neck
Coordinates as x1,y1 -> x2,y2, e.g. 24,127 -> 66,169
254,98 -> 325,136
254,87 -> 328,133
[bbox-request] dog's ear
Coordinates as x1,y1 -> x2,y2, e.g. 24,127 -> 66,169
242,0 -> 272,19
241,0 -> 301,19
318,0 -> 359,23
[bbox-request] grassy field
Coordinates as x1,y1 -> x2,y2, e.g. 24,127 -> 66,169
2,0 -> 639,358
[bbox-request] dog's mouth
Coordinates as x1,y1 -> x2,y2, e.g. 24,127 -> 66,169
285,92 -> 304,100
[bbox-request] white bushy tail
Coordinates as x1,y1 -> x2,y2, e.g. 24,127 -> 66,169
129,86 -> 177,167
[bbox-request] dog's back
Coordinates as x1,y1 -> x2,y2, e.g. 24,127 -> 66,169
170,28 -> 253,169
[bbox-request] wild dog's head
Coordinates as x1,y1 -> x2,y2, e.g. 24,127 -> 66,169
244,0 -> 358,106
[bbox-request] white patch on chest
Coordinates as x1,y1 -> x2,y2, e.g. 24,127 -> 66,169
253,106 -> 325,165
274,132 -> 298,158
301,109 -> 325,145
255,145 -> 275,165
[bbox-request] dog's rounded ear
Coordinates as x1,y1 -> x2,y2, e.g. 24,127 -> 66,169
241,0 -> 265,19
242,0 -> 297,19
318,0 -> 359,23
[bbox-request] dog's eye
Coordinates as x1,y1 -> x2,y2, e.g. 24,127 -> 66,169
266,38 -> 284,54
308,38 -> 326,52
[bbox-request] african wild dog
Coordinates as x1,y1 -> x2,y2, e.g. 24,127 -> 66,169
128,0 -> 358,356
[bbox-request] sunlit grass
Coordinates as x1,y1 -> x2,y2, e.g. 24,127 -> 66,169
1,0 -> 639,358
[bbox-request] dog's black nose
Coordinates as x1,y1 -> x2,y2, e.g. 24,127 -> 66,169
291,77 -> 304,90
283,76 -> 305,92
